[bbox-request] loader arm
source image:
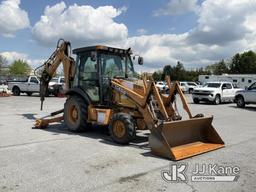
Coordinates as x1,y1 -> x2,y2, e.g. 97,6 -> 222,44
37,39 -> 75,110
111,77 -> 224,160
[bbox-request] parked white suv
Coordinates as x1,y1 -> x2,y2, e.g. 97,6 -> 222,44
48,76 -> 65,96
180,81 -> 198,93
192,82 -> 242,104
155,81 -> 167,92
235,82 -> 256,108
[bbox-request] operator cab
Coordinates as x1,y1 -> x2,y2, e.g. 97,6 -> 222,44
72,45 -> 140,105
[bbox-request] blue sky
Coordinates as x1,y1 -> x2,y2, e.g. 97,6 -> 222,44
0,0 -> 256,71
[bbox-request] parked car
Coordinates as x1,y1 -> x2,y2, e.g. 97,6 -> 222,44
179,81 -> 199,93
235,82 -> 256,108
179,82 -> 189,92
48,76 -> 65,96
155,81 -> 167,92
192,82 -> 242,104
7,75 -> 40,96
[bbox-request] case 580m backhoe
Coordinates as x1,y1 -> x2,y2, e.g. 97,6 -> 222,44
35,39 -> 224,161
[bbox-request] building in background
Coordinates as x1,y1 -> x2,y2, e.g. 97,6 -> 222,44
199,74 -> 256,88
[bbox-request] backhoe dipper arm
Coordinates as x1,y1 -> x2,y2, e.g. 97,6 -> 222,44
38,39 -> 75,110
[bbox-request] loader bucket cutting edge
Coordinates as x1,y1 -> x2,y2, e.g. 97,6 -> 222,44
149,116 -> 224,161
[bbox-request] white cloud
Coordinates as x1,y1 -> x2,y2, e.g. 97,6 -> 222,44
0,0 -> 30,37
0,51 -> 44,69
0,51 -> 28,63
32,2 -> 128,46
126,0 -> 256,70
30,0 -> 256,71
154,0 -> 199,16
188,0 -> 256,45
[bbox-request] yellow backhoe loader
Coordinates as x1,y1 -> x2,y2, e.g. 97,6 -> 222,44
35,39 -> 224,161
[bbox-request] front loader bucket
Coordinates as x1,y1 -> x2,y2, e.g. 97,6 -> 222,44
149,116 -> 224,161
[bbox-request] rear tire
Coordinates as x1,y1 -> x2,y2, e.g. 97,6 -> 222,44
109,113 -> 135,145
12,87 -> 20,96
193,98 -> 199,104
214,95 -> 221,105
64,96 -> 89,132
236,96 -> 245,108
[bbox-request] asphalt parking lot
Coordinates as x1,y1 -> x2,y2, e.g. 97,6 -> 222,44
0,95 -> 255,192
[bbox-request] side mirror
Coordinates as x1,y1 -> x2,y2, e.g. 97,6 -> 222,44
138,56 -> 143,65
222,86 -> 226,90
91,51 -> 97,62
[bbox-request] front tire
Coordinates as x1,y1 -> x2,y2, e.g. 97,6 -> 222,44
109,113 -> 135,145
64,96 -> 89,132
193,98 -> 200,104
236,96 -> 245,108
12,87 -> 20,96
214,95 -> 221,105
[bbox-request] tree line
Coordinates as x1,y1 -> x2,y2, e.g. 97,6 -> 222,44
0,55 -> 31,76
1,50 -> 256,79
152,50 -> 256,81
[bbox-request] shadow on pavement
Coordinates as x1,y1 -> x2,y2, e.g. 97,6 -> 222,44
228,105 -> 256,112
27,119 -> 150,151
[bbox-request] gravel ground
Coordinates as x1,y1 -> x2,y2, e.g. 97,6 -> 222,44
0,95 -> 255,192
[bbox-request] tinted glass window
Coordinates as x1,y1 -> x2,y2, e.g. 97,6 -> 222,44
79,54 -> 97,80
204,83 -> 221,88
60,78 -> 65,83
30,77 -> 38,84
50,78 -> 58,83
226,83 -> 232,89
187,82 -> 196,86
101,53 -> 135,78
78,53 -> 99,102
249,82 -> 256,90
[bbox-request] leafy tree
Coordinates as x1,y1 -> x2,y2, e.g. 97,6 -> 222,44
229,53 -> 240,74
205,59 -> 229,75
152,70 -> 162,81
239,51 -> 256,73
0,55 -> 8,74
174,61 -> 186,80
226,51 -> 256,74
9,60 -> 31,75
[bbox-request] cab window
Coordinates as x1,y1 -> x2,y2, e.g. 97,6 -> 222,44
249,82 -> 256,90
60,78 -> 65,83
30,77 -> 39,84
222,83 -> 232,89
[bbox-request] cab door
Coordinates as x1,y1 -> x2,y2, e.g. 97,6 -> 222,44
245,82 -> 256,102
28,76 -> 40,92
77,52 -> 99,102
221,83 -> 232,100
99,53 -> 125,105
